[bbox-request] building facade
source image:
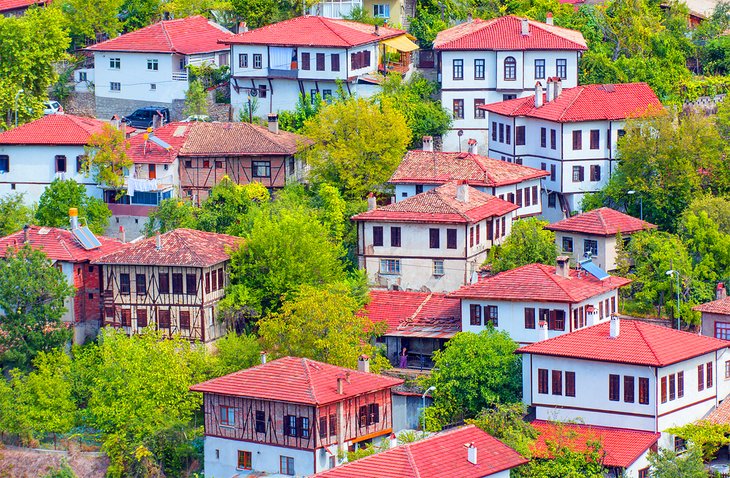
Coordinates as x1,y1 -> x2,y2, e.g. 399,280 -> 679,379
309,0 -> 408,26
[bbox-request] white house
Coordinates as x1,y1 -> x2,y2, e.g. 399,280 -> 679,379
480,81 -> 663,222
432,15 -> 587,154
450,257 -> 631,345
86,16 -> 233,120
0,114 -> 106,204
390,136 -> 549,218
352,181 -> 518,292
223,16 -> 418,118
309,0 -> 409,27
517,317 -> 730,453
545,207 -> 656,271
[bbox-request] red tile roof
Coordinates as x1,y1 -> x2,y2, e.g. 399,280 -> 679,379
190,356 -> 404,405
433,16 -> 586,51
92,228 -> 241,267
481,83 -> 663,123
0,0 -> 46,13
391,151 -> 549,188
86,16 -> 232,54
693,296 -> 730,316
366,290 -> 461,338
179,122 -> 311,156
0,225 -> 124,263
313,425 -> 527,478
531,420 -> 659,468
545,207 -> 656,236
517,319 -> 729,366
126,122 -> 191,164
706,400 -> 730,424
0,114 -> 105,145
224,15 -> 404,47
352,182 -> 518,224
451,263 -> 630,303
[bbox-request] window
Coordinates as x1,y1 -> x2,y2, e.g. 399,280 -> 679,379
506,125 -> 511,145
158,309 -> 171,328
678,371 -> 684,398
310,89 -> 318,104
0,155 -> 8,173
150,83 -> 156,91
538,369 -> 549,394
137,309 -> 148,328
532,186 -> 538,205
55,155 -> 67,172
572,165 -> 584,182
608,374 -> 620,401
584,239 -> 598,257
121,309 -> 131,327
550,129 -> 557,149
492,122 -> 497,141
433,260 -> 444,276
486,305 -> 498,327
186,274 -> 197,295
258,84 -> 266,98
504,56 -> 516,80
446,229 -> 457,249
715,322 -> 730,340
120,273 -> 130,295
552,310 -> 566,330
316,53 -> 325,71
218,268 -> 224,290
159,273 -> 169,294
661,376 -> 668,403
109,58 -> 120,69
562,237 -> 573,253
501,216 -> 506,237
390,227 -> 401,247
319,416 -> 327,439
238,53 -> 248,68
452,59 -> 463,80
516,126 -> 525,146
301,52 -> 310,70
540,127 -> 547,148
726,360 -> 730,379
331,54 -> 340,71
639,377 -> 650,404
474,98 -> 485,119
220,406 -> 236,426
237,451 -> 252,470
203,160 -> 210,169
136,274 -> 146,295
299,417 -> 310,438
350,50 -> 372,70
255,410 -> 265,434
534,59 -> 545,79
368,403 -> 380,425
552,370 -> 563,395
572,130 -> 582,150
284,415 -> 298,436
253,54 -> 262,69
674,437 -> 686,452
548,193 -> 556,208
252,161 -> 271,178
373,3 -> 389,17
205,272 -> 211,294
516,189 -> 523,207
624,376 -> 635,403
147,59 -> 158,71
322,89 -> 332,102
590,165 -> 601,182
550,164 -> 556,181
280,456 -> 295,476
565,371 -> 576,397
429,228 -> 440,248
110,82 -> 121,91
699,364 -> 705,391
380,259 -> 400,274
556,59 -> 567,79
590,129 -> 600,149
524,307 -> 536,329
474,59 -> 485,80
639,468 -> 650,478
329,414 -> 336,436
453,99 -> 464,119
469,304 -> 482,326
373,226 -> 383,246
499,123 -> 504,143
179,311 -> 191,330
708,361 -> 714,388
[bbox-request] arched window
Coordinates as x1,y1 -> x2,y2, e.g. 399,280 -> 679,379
504,56 -> 517,81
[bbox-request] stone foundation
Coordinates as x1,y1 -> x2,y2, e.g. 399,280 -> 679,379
64,91 -> 96,117
95,96 -> 186,121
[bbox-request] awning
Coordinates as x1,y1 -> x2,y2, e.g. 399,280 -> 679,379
382,34 -> 419,52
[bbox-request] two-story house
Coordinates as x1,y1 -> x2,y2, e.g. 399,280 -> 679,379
0,212 -> 124,344
517,317 -> 730,451
312,425 -> 527,478
0,114 -> 106,204
309,0 -> 408,26
693,284 -> 730,340
451,257 -> 631,344
390,136 -> 549,218
190,355 -> 404,476
432,15 -> 587,154
480,81 -> 663,222
352,181 -> 518,292
86,16 -> 233,119
545,207 -> 656,271
92,228 -> 241,343
224,16 -> 418,118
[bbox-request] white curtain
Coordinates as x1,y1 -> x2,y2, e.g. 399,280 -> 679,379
270,47 -> 294,70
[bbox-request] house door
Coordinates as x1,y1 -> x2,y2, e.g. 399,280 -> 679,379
149,164 -> 156,179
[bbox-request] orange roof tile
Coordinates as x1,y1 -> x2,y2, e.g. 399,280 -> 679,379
545,207 -> 656,236
694,296 -> 730,316
0,225 -> 124,263
0,114 -> 105,145
126,122 -> 191,164
365,290 -> 461,338
0,0 -> 46,12
706,399 -> 730,424
179,122 -> 311,156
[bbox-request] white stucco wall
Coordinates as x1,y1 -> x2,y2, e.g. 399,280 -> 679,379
204,435 -> 316,477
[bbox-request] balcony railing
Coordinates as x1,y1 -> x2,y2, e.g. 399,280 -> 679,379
172,72 -> 188,81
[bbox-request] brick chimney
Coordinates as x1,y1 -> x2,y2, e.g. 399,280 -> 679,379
267,113 -> 279,134
535,82 -> 544,108
555,255 -> 570,278
554,77 -> 563,97
422,136 -> 433,152
717,283 -> 727,300
546,12 -> 554,25
367,192 -> 377,211
358,354 -> 370,373
521,18 -> 530,35
467,138 -> 478,154
155,231 -> 162,251
119,225 -> 125,243
456,180 -> 470,203
546,77 -> 555,102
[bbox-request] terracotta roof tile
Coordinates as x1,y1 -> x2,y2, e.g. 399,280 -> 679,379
545,207 -> 656,236
693,295 -> 730,316
481,83 -> 663,123
225,16 -> 404,47
126,122 -> 191,164
391,151 -> 549,187
531,420 -> 659,468
86,16 -> 232,54
365,290 -> 461,338
352,182 -> 518,224
451,263 -> 630,303
0,114 -> 105,145
517,319 -> 729,366
433,16 -> 586,51
706,398 -> 730,424
0,0 -> 46,12
190,356 -> 404,405
0,225 -> 124,262
92,228 -> 241,267
179,122 -> 311,156
313,425 -> 527,478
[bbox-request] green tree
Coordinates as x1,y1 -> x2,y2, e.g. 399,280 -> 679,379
667,421 -> 730,462
684,195 -> 730,234
164,0 -> 233,18
302,96 -> 411,198
0,193 -> 33,236
183,80 -> 209,118
206,332 -> 261,377
119,0 -> 159,30
614,231 -> 631,278
258,284 -> 386,368
523,424 -> 607,478
84,123 -> 133,190
488,218 -> 558,273
678,210 -> 730,303
0,245 -> 74,370
229,0 -> 288,29
466,403 -> 537,457
647,445 -> 706,478
278,93 -> 323,133
35,179 -> 111,235
56,0 -> 123,49
196,178 -> 269,235
143,198 -> 198,236
426,330 -> 522,426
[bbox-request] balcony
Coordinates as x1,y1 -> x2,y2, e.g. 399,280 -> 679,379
172,72 -> 188,81
268,68 -> 298,79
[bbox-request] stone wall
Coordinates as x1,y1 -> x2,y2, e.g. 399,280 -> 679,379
95,96 -> 186,121
64,91 -> 96,117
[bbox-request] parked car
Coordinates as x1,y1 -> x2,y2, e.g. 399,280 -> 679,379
121,107 -> 171,129
43,101 -> 63,115
181,115 -> 211,122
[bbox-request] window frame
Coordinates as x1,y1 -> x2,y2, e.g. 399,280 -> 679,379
608,374 -> 620,401
474,98 -> 485,119
503,56 -> 517,81
220,405 -> 236,427
474,58 -> 485,80
252,161 -> 271,178
372,226 -> 383,247
390,227 -> 401,247
452,59 -> 464,80
552,370 -> 563,396
119,273 -> 131,295
534,59 -> 545,79
516,126 -> 525,146
237,450 -> 252,470
429,228 -> 440,249
253,54 -> 262,69
147,59 -> 158,71
524,307 -> 536,329
556,59 -> 567,79
538,368 -> 549,394
0,155 -> 9,173
565,371 -> 576,397
624,376 -> 635,403
446,228 -> 457,249
452,99 -> 464,119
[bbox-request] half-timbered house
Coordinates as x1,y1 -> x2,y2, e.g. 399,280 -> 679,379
190,355 -> 404,476
92,228 -> 241,343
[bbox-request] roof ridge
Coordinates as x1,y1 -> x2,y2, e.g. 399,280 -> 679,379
159,20 -> 176,53
596,208 -> 609,235
404,445 -> 422,478
319,16 -> 354,46
399,293 -> 432,329
535,263 -> 576,301
302,358 -> 320,404
629,321 -> 662,365
557,86 -> 587,121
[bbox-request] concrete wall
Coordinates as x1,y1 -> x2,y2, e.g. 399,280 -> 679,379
95,97 -> 185,122
554,231 -> 617,271
204,435 -> 315,477
392,393 -> 431,431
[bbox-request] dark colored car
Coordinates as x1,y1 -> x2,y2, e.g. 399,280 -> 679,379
121,107 -> 171,129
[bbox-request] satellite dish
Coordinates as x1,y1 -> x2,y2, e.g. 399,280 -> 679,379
249,89 -> 258,97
